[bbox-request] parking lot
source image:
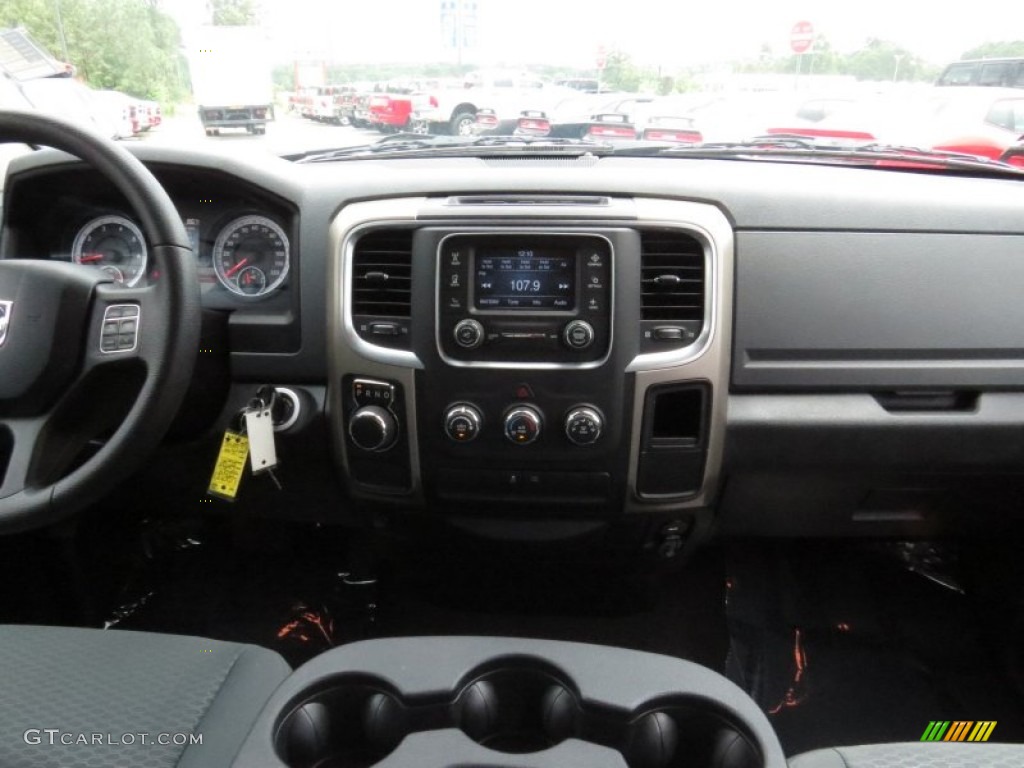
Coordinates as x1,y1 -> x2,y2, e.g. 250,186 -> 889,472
138,110 -> 381,154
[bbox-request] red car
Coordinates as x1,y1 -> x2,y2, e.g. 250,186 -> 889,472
766,87 -> 1024,161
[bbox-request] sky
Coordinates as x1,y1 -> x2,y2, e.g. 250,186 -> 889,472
168,0 -> 1011,69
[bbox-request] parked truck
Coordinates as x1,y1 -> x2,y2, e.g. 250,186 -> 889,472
189,25 -> 273,136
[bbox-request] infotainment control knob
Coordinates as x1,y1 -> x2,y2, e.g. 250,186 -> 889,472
563,320 -> 595,350
565,406 -> 603,445
444,403 -> 482,442
504,406 -> 542,445
349,405 -> 398,452
453,318 -> 485,349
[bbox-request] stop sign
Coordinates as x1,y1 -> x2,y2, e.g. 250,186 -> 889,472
790,21 -> 814,54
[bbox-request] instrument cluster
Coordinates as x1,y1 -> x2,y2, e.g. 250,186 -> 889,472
69,210 -> 291,304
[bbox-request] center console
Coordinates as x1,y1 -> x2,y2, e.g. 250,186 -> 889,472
232,636 -> 785,768
327,196 -> 733,546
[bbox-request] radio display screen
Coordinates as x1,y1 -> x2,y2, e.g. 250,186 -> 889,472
474,247 -> 576,310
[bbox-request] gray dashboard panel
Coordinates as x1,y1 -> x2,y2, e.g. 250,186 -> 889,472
733,231 -> 1024,390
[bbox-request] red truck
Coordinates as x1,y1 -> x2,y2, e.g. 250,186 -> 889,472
367,92 -> 416,132
367,83 -> 438,133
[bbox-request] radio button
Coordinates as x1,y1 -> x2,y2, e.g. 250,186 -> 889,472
454,318 -> 484,349
563,320 -> 595,350
504,406 -> 542,445
444,403 -> 482,442
565,406 -> 603,445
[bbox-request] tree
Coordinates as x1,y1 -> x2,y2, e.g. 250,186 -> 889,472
845,38 -> 930,82
1,0 -> 187,102
961,41 -> 1024,59
208,0 -> 260,25
601,51 -> 643,93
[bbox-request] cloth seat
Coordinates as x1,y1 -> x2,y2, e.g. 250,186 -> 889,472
0,625 -> 290,768
789,742 -> 1024,768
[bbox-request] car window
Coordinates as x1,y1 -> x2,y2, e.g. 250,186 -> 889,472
938,62 -> 977,86
986,99 -> 1024,132
978,62 -> 1015,87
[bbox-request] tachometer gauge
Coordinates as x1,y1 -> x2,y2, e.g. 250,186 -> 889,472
71,215 -> 148,286
212,215 -> 290,298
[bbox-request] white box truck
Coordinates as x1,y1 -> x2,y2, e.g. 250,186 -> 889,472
190,25 -> 273,136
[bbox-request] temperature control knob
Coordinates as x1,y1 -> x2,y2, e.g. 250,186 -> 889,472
565,406 -> 603,445
504,406 -> 542,445
349,405 -> 398,452
454,318 -> 485,349
563,320 -> 594,350
444,403 -> 482,442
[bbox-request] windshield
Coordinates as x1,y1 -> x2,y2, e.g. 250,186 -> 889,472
0,2 -> 1021,166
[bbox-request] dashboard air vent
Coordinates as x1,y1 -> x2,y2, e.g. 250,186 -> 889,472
352,229 -> 413,317
350,229 -> 414,349
639,230 -> 706,351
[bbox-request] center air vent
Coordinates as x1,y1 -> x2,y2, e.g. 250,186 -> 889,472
350,229 -> 413,348
639,230 -> 706,352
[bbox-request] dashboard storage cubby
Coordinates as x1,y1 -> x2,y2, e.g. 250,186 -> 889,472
239,637 -> 785,768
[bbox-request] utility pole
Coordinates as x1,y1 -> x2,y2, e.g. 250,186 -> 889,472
53,0 -> 70,63
893,54 -> 904,82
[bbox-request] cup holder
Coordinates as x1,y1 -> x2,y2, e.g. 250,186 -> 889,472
276,677 -> 408,768
272,666 -> 763,768
625,705 -> 760,768
456,666 -> 580,753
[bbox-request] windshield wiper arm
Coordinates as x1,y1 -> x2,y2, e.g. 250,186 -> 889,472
289,134 -> 615,163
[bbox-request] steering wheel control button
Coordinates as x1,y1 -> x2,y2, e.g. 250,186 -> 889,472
565,406 -> 604,445
444,403 -> 482,442
100,304 -> 140,354
563,320 -> 594,350
454,318 -> 484,349
504,406 -> 542,445
349,405 -> 398,452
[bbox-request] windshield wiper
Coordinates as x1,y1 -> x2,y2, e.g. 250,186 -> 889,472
621,137 -> 1024,175
288,134 -> 615,163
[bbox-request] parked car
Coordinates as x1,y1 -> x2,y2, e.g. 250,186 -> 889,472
530,93 -> 646,139
936,57 -> 1024,88
411,73 -> 546,135
641,114 -> 703,143
766,87 -> 1024,160
91,90 -> 139,138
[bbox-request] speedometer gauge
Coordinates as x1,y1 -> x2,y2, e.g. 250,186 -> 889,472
72,215 -> 148,286
212,215 -> 290,298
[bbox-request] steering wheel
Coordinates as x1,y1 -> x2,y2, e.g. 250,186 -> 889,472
0,110 -> 200,532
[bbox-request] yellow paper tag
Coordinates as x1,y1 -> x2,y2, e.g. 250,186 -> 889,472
207,430 -> 249,501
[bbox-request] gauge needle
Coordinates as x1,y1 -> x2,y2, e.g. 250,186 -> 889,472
225,258 -> 249,278
79,253 -> 104,263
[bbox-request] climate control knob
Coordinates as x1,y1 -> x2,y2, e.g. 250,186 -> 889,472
444,403 -> 483,442
504,406 -> 542,445
565,406 -> 603,445
453,318 -> 485,349
563,320 -> 594,350
349,405 -> 398,452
